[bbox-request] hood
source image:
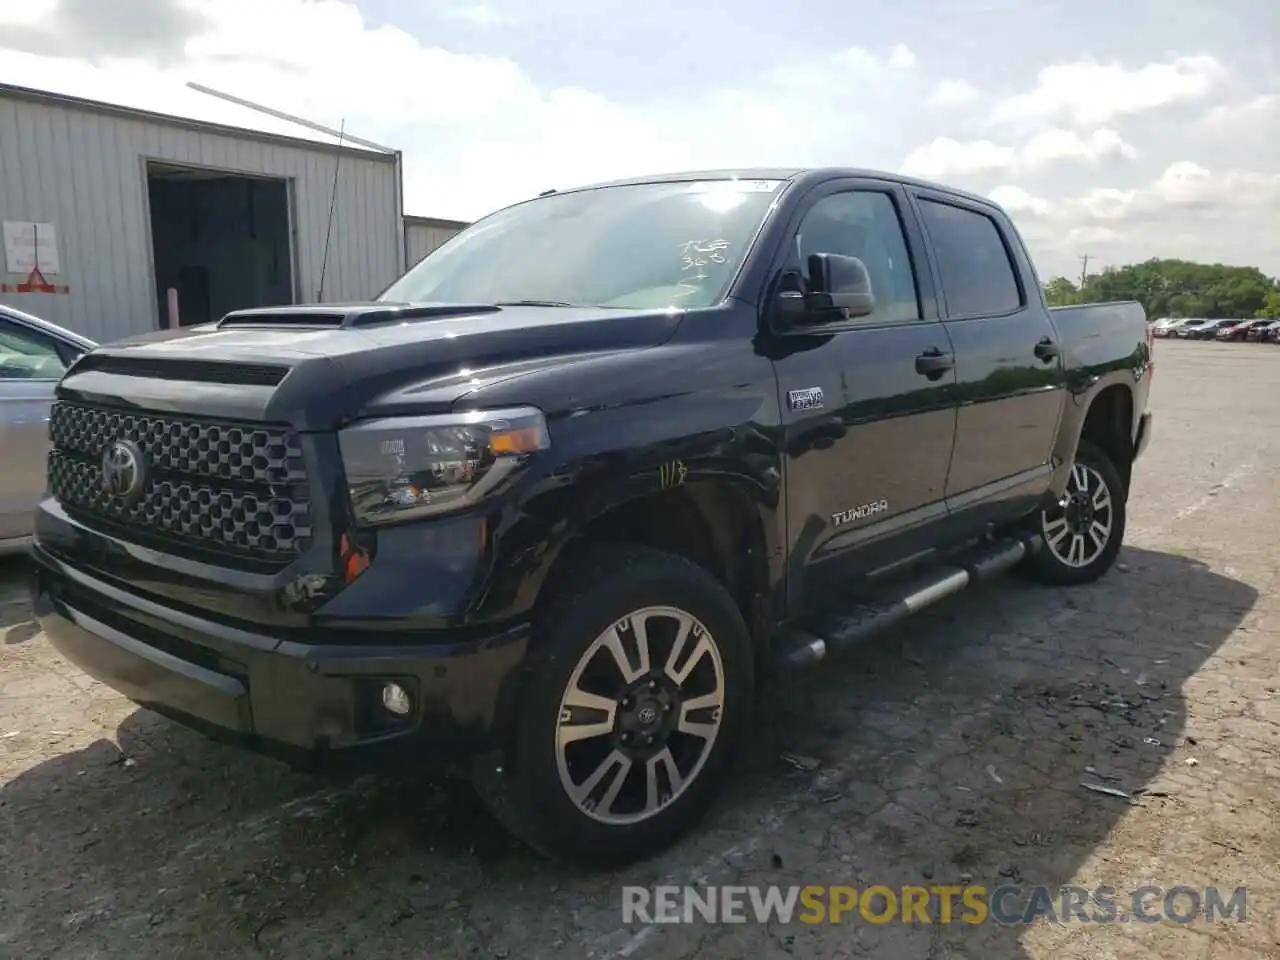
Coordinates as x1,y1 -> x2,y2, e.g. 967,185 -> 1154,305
57,302 -> 683,429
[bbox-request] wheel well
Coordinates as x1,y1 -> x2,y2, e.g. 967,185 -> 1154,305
548,483 -> 770,637
1079,384 -> 1134,490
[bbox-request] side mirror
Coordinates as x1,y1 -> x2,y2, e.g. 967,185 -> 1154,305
777,252 -> 875,325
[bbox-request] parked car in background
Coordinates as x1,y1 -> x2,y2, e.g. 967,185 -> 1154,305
1255,320 -> 1280,343
1150,318 -> 1182,337
1217,319 -> 1273,342
1170,318 -> 1212,338
0,305 -> 96,555
1184,319 -> 1236,340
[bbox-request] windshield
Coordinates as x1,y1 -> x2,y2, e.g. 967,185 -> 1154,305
380,179 -> 785,310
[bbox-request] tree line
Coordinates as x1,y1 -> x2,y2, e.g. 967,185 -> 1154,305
1042,258 -> 1280,319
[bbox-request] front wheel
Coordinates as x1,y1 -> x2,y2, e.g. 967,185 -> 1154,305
473,544 -> 753,867
1021,439 -> 1127,586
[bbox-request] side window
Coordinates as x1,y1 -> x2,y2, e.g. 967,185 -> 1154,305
0,320 -> 69,380
918,199 -> 1023,317
791,191 -> 921,324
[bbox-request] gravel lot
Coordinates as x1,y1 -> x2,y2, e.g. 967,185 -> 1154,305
2,340 -> 1278,959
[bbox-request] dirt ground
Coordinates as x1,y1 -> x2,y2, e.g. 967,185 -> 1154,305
2,340 -> 1279,959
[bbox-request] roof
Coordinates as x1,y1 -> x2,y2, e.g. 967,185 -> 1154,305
0,302 -> 97,349
519,167 -> 997,209
404,215 -> 471,230
0,81 -> 395,162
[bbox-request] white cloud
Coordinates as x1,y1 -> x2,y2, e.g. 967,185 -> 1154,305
1,0 -> 57,27
991,163 -> 1280,278
988,185 -> 1050,216
928,79 -> 981,107
887,44 -> 917,69
1149,161 -> 1280,208
1020,128 -> 1137,165
899,138 -> 1016,177
990,55 -> 1224,127
1063,226 -> 1122,246
1201,93 -> 1279,128
991,162 -> 1280,224
899,127 -> 1136,178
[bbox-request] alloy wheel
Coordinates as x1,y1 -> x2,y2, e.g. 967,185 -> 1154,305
554,605 -> 725,825
1040,462 -> 1114,568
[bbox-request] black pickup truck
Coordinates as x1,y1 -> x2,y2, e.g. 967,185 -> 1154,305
30,168 -> 1152,867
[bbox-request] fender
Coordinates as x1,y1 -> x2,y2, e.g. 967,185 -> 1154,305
450,307 -> 787,626
1046,334 -> 1148,498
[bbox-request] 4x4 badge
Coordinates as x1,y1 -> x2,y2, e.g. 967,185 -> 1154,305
788,387 -> 825,412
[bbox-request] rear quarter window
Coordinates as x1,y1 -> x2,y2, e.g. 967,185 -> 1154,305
919,199 -> 1023,318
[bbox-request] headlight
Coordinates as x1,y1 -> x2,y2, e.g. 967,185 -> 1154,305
338,407 -> 549,526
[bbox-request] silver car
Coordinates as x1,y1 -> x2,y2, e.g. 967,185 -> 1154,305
0,305 -> 96,555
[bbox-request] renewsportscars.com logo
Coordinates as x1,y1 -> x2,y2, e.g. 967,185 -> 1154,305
621,884 -> 1248,925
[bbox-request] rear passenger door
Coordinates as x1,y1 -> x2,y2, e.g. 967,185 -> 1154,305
912,192 -> 1066,525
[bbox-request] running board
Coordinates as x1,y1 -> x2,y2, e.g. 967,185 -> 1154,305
774,535 -> 1039,673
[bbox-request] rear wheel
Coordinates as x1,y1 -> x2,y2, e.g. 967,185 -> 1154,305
474,544 -> 753,867
1021,439 -> 1126,586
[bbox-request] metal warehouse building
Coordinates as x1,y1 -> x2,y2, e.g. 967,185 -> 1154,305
405,214 -> 470,268
0,82 -> 468,343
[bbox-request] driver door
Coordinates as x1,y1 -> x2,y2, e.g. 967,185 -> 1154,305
765,181 -> 959,604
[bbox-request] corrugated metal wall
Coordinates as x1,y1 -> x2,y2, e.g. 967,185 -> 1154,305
0,91 -> 402,344
405,217 -> 468,268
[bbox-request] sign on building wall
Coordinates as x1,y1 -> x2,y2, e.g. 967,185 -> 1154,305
3,221 -> 61,275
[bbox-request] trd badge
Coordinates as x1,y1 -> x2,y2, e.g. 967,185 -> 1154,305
788,387 -> 825,412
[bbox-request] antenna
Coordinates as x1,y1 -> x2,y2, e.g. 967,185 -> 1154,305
317,120 -> 345,301
184,82 -> 396,153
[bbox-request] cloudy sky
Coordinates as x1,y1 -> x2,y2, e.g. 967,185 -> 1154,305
1,0 -> 1276,281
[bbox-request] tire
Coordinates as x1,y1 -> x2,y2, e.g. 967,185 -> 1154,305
473,543 -> 754,868
1020,439 -> 1127,586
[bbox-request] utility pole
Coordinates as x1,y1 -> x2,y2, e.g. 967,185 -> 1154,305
1078,253 -> 1090,291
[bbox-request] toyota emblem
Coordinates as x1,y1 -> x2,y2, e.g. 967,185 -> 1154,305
102,440 -> 146,503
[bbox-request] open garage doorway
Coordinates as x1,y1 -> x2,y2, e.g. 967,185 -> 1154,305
146,162 -> 295,328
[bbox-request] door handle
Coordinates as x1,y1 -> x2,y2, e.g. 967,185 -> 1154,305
1034,337 -> 1060,362
914,348 -> 954,379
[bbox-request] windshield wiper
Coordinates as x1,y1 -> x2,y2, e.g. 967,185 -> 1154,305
494,299 -> 579,308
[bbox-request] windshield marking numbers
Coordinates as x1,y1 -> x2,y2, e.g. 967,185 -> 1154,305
678,239 -> 729,277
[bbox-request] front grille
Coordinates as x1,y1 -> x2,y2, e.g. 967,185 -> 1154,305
47,401 -> 312,567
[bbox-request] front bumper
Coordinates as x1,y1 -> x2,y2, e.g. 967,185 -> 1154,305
1133,412 -> 1153,461
30,546 -> 529,774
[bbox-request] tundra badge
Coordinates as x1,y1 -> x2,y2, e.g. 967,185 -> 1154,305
832,500 -> 889,526
788,387 -> 825,412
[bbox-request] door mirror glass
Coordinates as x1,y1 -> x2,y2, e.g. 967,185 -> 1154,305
807,252 -> 875,317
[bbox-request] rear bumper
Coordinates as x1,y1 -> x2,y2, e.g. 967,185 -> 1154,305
30,546 -> 529,774
1133,412 -> 1153,461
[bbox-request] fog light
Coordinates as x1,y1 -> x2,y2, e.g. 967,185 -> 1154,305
381,682 -> 412,716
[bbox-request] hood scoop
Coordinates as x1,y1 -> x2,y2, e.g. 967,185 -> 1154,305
71,354 -> 289,386
217,302 -> 502,330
